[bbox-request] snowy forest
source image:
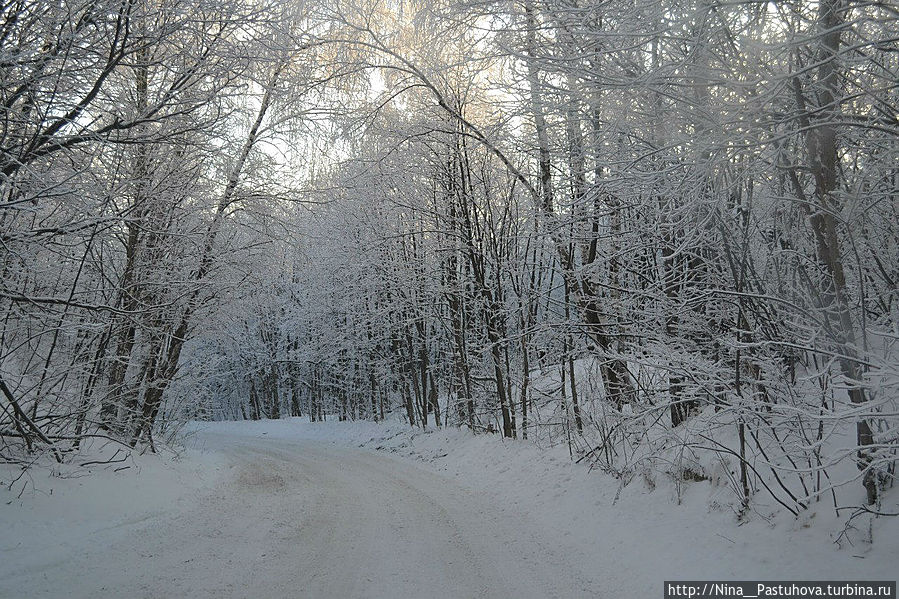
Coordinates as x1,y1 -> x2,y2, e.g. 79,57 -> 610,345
1,0 -> 897,522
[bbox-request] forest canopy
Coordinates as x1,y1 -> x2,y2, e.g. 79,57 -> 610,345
1,0 -> 897,515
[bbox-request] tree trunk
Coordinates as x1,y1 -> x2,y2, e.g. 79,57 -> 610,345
793,0 -> 877,503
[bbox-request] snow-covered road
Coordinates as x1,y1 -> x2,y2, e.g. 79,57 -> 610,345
4,431 -> 595,599
5,420 -> 896,598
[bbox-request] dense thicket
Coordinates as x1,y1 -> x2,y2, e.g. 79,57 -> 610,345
1,0 -> 896,516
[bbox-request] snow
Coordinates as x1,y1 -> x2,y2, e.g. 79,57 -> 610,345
1,418 -> 896,598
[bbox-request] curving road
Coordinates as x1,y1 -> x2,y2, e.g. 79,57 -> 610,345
7,431 -> 596,598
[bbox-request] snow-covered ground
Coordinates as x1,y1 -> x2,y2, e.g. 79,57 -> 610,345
2,418 -> 896,598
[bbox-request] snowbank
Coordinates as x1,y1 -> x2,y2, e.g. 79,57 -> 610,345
0,440 -> 228,595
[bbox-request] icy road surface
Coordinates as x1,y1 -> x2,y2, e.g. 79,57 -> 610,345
3,431 -> 596,599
